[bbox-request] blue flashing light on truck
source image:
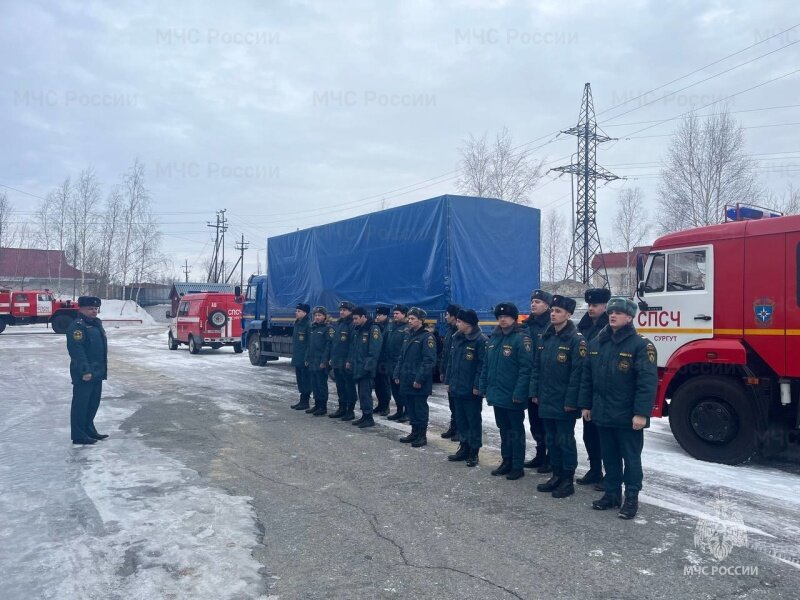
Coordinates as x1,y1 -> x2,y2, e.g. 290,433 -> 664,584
241,194 -> 541,366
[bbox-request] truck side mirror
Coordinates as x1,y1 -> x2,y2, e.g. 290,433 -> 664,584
234,285 -> 242,302
637,281 -> 646,296
635,253 -> 646,284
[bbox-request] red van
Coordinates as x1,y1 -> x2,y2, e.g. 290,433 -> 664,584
167,292 -> 243,354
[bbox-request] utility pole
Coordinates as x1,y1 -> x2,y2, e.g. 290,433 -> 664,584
551,83 -> 619,287
206,209 -> 228,283
182,259 -> 191,282
232,234 -> 249,289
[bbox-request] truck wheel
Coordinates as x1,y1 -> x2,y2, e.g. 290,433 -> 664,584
208,310 -> 227,328
669,376 -> 759,465
248,333 -> 267,366
168,332 -> 179,350
188,335 -> 201,355
0,320 -> 6,334
51,314 -> 73,334
233,342 -> 243,354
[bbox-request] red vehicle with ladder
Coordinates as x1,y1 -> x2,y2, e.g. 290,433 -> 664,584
635,206 -> 799,464
167,291 -> 244,354
0,289 -> 79,334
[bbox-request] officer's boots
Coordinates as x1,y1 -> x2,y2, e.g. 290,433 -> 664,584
412,429 -> 427,447
312,406 -> 327,416
537,468 -> 561,493
491,460 -> 512,476
465,448 -> 479,467
618,493 -> 639,520
448,444 -> 469,461
387,408 -> 403,421
440,422 -> 457,439
524,446 -> 547,469
592,492 -> 622,511
305,404 -> 317,414
505,467 -> 524,480
352,414 -> 366,426
357,414 -> 375,428
577,461 -> 604,485
291,396 -> 309,410
552,471 -> 575,498
340,406 -> 356,421
399,428 -> 418,443
329,405 -> 346,418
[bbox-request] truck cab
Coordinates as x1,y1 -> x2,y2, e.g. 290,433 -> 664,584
636,212 -> 800,464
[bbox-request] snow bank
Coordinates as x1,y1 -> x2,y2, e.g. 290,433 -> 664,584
98,299 -> 157,326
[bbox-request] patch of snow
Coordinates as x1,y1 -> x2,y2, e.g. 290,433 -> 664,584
98,299 -> 157,326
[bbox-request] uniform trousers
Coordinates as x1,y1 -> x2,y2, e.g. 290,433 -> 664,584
582,419 -> 603,467
356,377 -> 374,415
597,426 -> 644,496
373,370 -> 392,411
333,368 -> 356,410
405,394 -> 429,431
390,379 -> 405,414
453,394 -> 482,449
543,418 -> 578,475
310,369 -> 329,410
294,366 -> 311,402
71,381 -> 103,440
493,406 -> 526,469
527,400 -> 547,451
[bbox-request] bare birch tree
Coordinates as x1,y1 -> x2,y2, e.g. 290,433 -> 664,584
658,108 -> 760,233
540,209 -> 569,283
0,191 -> 12,248
458,127 -> 545,205
613,187 -> 651,296
72,168 -> 101,294
118,159 -> 149,301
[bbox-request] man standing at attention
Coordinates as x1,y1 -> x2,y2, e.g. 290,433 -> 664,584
291,303 -> 312,410
66,296 -> 108,445
328,301 -> 356,420
348,306 -> 383,429
524,290 -> 552,473
439,304 -> 461,440
373,306 -> 392,416
385,305 -> 410,423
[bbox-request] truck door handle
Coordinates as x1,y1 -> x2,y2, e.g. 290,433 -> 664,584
694,314 -> 712,321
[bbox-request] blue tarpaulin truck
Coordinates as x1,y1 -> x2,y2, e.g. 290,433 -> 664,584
242,194 -> 540,366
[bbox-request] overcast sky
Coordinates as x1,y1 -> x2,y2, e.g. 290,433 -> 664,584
3,0 -> 800,279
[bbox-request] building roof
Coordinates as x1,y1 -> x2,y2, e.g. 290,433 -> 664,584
170,282 -> 235,299
591,246 -> 652,270
0,247 -> 90,280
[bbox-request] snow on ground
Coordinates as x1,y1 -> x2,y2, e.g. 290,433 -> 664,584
98,299 -> 157,326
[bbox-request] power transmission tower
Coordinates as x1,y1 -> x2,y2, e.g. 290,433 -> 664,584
182,259 -> 191,282
206,209 -> 228,283
551,83 -> 619,287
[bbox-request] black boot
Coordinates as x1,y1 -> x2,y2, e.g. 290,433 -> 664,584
552,472 -> 575,498
577,463 -> 604,485
351,414 -> 366,426
376,406 -> 390,416
537,473 -> 561,493
398,413 -> 410,423
305,405 -> 316,413
447,444 -> 469,462
340,407 -> 356,421
387,411 -> 402,421
592,492 -> 622,511
441,423 -> 456,438
618,494 -> 639,520
329,405 -> 346,418
400,428 -> 417,443
358,414 -> 376,428
291,398 -> 309,410
524,446 -> 547,469
465,448 -> 479,467
506,468 -> 524,480
412,430 -> 427,447
536,459 -> 553,474
491,460 -> 511,476
312,407 -> 327,416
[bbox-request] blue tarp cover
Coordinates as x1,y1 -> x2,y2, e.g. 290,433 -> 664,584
267,195 -> 540,315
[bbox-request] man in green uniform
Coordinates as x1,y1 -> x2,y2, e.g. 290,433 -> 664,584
393,307 -> 436,447
291,303 -> 312,410
579,297 -> 657,520
530,295 -> 585,499
305,306 -> 332,416
523,289 -> 552,472
445,308 -> 487,467
348,306 -> 384,428
328,301 -> 356,420
385,305 -> 410,423
479,302 -> 533,481
439,304 -> 461,440
66,296 -> 108,445
373,306 -> 392,416
576,288 -> 610,488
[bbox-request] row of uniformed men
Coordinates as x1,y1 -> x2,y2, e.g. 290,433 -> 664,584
288,288 -> 657,520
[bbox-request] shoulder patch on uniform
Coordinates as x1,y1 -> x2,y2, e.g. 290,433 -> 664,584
372,328 -> 379,340
427,336 -> 435,349
646,343 -> 656,364
72,329 -> 83,341
579,339 -> 587,358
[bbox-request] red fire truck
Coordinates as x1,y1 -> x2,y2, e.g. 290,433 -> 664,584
167,291 -> 244,354
0,289 -> 79,334
635,210 -> 799,464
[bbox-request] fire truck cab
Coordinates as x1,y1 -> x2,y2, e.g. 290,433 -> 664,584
635,211 -> 800,464
167,291 -> 244,354
0,289 -> 79,334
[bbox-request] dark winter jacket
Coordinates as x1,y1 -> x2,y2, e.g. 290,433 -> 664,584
305,320 -> 332,371
577,311 -> 609,343
578,323 -> 658,428
393,325 -> 437,396
291,315 -> 311,367
524,310 -> 551,351
383,320 -> 408,375
66,316 -> 108,384
439,323 -> 458,382
348,318 -> 383,380
445,327 -> 488,398
530,320 -> 585,420
327,315 -> 354,369
478,324 -> 533,410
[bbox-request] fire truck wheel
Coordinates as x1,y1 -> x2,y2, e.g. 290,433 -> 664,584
168,332 -> 179,350
51,314 -> 73,334
248,333 -> 267,366
669,376 -> 758,465
188,335 -> 201,355
208,310 -> 227,328
0,319 -> 6,334
233,342 -> 243,354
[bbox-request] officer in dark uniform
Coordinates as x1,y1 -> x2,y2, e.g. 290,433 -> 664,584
479,302 -> 533,481
348,306 -> 383,428
523,289 -> 552,472
305,306 -> 332,416
579,297 -> 657,520
291,303 -> 312,410
373,306 -> 392,415
66,296 -> 108,445
445,309 -> 487,467
394,307 -> 436,447
327,301 -> 356,420
530,295 -> 585,499
385,305 -> 410,423
576,287 -> 610,487
439,304 -> 461,440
